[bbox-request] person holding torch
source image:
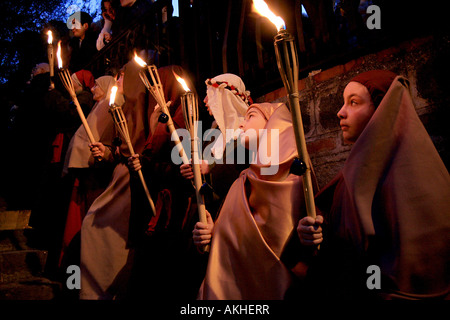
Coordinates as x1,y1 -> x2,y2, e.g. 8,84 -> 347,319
126,65 -> 207,300
298,70 -> 450,299
80,61 -> 149,300
196,102 -> 318,300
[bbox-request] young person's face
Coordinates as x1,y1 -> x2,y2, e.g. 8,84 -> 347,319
91,83 -> 105,101
337,81 -> 375,144
72,21 -> 88,39
116,71 -> 125,94
239,107 -> 267,149
103,1 -> 115,20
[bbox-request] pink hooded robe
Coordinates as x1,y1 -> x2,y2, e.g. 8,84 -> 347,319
198,102 -> 316,299
315,74 -> 450,299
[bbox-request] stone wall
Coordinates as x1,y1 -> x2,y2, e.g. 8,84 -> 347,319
255,35 -> 450,189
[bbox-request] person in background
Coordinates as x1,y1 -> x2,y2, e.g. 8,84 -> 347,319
26,68 -> 95,280
80,61 -> 149,300
96,0 -> 118,51
67,11 -> 98,73
59,75 -> 118,285
126,65 -> 205,300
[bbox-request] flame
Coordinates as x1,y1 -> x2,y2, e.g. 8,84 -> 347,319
173,71 -> 190,92
56,41 -> 63,69
134,52 -> 147,67
253,0 -> 286,32
47,30 -> 53,44
109,85 -> 118,106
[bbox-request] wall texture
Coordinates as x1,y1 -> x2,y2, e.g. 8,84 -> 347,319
255,35 -> 450,189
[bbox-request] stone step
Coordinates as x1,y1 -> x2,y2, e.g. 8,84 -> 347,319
0,249 -> 48,282
0,276 -> 61,300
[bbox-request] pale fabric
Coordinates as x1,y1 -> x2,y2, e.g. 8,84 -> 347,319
80,61 -> 148,300
62,76 -> 122,175
80,163 -> 132,299
198,103 -> 310,299
206,74 -> 249,159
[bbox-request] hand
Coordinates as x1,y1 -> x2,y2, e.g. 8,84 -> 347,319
297,215 -> 324,246
180,160 -> 210,180
102,11 -> 111,21
180,163 -> 194,180
192,210 -> 214,247
127,154 -> 141,172
89,142 -> 106,159
104,32 -> 112,42
149,104 -> 163,135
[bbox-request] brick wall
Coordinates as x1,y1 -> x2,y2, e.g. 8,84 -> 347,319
255,35 -> 450,188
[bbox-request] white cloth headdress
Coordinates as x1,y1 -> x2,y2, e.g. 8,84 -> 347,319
205,73 -> 252,159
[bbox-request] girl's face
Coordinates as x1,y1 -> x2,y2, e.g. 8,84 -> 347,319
239,108 -> 267,149
337,81 -> 375,144
103,1 -> 115,20
91,83 -> 105,101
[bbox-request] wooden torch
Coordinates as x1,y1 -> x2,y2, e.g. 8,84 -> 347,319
109,85 -> 156,216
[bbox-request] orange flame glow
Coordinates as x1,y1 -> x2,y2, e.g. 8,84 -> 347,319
56,41 -> 63,69
253,0 -> 285,32
109,85 -> 118,106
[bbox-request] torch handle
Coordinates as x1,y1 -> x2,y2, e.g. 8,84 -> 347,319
48,45 -> 54,78
275,34 -> 316,219
288,96 -> 316,219
72,96 -> 96,144
192,137 -> 210,253
161,104 -> 190,165
137,169 -> 156,217
125,139 -> 157,217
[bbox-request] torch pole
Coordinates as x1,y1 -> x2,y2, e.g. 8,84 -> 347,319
274,30 -> 316,219
138,68 -> 190,165
48,44 -> 55,89
58,68 -> 96,144
181,92 -> 209,253
109,103 -> 156,216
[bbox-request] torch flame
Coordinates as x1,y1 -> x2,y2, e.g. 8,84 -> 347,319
56,41 -> 63,69
47,30 -> 53,44
173,71 -> 190,92
253,0 -> 286,32
109,85 -> 118,106
134,52 -> 147,67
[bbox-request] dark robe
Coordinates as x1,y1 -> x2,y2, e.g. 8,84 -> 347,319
127,65 -> 207,301
68,30 -> 98,73
309,76 -> 450,300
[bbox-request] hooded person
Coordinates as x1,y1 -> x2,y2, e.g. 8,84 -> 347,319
180,73 -> 253,215
71,69 -> 96,93
126,65 -> 206,300
196,102 -> 318,300
204,73 -> 252,159
58,75 -> 122,270
298,70 -> 450,299
79,60 -> 150,300
27,67 -> 94,278
63,75 -> 120,173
